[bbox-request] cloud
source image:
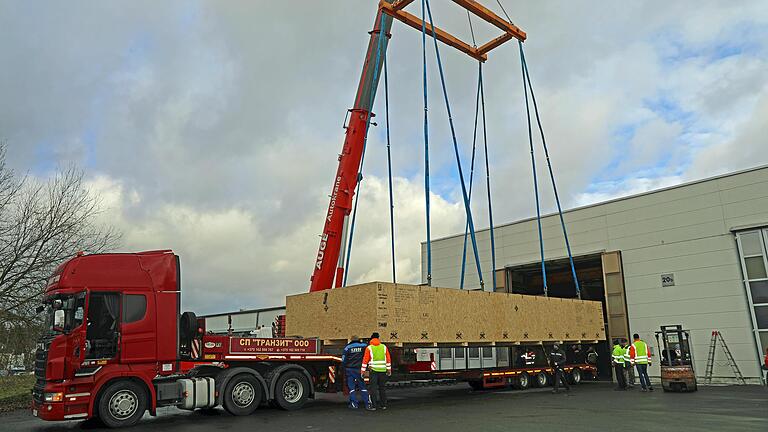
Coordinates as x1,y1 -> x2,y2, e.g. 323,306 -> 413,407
2,1 -> 767,313
85,173 -> 463,314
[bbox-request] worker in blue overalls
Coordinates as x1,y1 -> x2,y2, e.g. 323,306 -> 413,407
341,335 -> 372,409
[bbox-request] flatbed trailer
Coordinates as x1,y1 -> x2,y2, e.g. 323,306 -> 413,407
389,363 -> 597,390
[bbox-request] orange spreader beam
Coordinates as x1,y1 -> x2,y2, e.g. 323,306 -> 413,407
380,0 -> 526,62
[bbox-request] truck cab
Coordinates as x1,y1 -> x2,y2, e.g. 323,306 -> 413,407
32,250 -> 182,425
32,250 -> 338,428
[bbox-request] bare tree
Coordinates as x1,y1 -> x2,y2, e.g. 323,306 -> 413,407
0,143 -> 121,332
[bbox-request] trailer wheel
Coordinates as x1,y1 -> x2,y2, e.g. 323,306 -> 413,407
535,372 -> 550,387
273,371 -> 309,410
468,380 -> 484,391
97,380 -> 147,428
569,368 -> 582,385
223,374 -> 263,416
515,372 -> 531,390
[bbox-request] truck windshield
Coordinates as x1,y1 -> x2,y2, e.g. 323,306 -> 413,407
40,293 -> 85,334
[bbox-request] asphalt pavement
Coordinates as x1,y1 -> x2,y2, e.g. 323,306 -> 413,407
5,382 -> 767,432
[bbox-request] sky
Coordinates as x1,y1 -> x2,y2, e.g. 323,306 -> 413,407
1,1 -> 767,314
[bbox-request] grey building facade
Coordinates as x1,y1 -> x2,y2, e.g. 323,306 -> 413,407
423,165 -> 768,384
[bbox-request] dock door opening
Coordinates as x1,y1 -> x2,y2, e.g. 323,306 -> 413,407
498,252 -> 629,379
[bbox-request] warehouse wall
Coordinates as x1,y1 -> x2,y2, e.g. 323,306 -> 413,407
423,165 -> 768,383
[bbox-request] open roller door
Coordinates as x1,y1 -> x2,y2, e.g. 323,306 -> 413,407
601,251 -> 630,347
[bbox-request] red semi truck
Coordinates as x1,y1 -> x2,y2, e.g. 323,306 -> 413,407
32,250 -> 598,427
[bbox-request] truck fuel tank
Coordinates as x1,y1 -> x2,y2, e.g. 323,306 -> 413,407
178,377 -> 216,410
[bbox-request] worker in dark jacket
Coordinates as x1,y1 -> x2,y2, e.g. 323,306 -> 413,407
341,335 -> 371,409
549,343 -> 570,394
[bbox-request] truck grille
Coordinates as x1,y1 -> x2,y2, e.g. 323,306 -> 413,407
34,336 -> 51,381
32,335 -> 52,403
32,380 -> 45,404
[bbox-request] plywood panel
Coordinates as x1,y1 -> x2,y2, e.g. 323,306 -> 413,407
285,282 -> 605,344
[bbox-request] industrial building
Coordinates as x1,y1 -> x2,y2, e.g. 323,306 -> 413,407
423,165 -> 768,384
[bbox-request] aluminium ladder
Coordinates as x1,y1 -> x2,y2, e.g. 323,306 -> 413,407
704,330 -> 746,385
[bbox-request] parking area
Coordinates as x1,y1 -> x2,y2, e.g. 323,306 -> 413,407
5,382 -> 767,432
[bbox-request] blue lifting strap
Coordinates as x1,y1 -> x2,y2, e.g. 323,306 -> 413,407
519,42 -> 581,298
424,0 -> 484,289
421,0 -> 433,286
383,54 -> 397,284
519,40 -> 548,296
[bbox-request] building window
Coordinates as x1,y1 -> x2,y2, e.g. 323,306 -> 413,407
736,229 -> 768,362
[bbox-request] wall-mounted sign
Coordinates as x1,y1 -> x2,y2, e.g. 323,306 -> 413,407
661,273 -> 675,287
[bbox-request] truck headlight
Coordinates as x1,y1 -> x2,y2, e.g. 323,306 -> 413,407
44,392 -> 63,402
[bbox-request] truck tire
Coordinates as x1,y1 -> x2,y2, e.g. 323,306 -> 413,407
273,371 -> 310,410
222,374 -> 263,416
534,371 -> 550,387
569,368 -> 582,385
515,372 -> 531,390
468,380 -> 484,391
97,380 -> 147,428
180,311 -> 198,339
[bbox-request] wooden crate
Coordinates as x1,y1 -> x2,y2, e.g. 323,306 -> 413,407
285,282 -> 605,345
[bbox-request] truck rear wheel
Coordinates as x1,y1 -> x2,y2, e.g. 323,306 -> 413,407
273,371 -> 309,410
515,372 -> 531,390
97,380 -> 147,428
223,374 -> 263,416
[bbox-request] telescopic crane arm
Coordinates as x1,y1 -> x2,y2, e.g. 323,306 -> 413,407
309,0 -> 525,292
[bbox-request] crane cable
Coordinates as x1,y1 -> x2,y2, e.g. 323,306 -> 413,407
424,0 -> 485,289
341,13 -> 389,287
518,42 -> 581,298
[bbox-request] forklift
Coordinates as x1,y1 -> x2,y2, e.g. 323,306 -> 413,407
654,325 -> 697,392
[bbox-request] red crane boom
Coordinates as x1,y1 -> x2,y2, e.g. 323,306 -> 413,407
309,0 -> 526,292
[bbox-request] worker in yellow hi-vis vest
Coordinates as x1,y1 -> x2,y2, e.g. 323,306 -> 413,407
628,333 -> 654,392
612,339 -> 627,390
361,332 -> 391,410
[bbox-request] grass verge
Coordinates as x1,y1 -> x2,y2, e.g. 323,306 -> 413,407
0,375 -> 34,413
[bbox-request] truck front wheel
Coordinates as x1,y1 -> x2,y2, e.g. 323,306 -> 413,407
97,380 -> 147,428
273,371 -> 309,410
223,374 -> 263,416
